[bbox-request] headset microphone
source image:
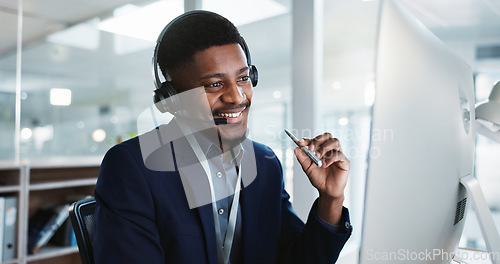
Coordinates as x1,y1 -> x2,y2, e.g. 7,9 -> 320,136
214,118 -> 228,125
175,115 -> 228,125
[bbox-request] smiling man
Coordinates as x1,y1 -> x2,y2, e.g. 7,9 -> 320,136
169,43 -> 252,147
93,11 -> 352,264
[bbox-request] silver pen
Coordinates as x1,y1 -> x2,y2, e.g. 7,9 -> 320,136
284,129 -> 323,167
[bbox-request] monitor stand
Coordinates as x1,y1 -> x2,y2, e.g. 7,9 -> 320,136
460,174 -> 500,264
476,125 -> 500,144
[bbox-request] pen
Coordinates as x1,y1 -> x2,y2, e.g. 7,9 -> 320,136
284,129 -> 323,167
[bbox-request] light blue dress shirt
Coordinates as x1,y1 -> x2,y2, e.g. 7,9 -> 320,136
194,132 -> 244,263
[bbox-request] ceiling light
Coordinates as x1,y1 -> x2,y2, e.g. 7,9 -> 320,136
338,117 -> 349,126
92,129 -> 107,143
21,128 -> 32,140
47,18 -> 100,50
50,88 -> 72,106
99,0 -> 288,42
202,0 -> 288,26
98,0 -> 183,42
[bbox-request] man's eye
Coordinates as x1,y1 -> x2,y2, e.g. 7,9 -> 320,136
205,82 -> 223,89
240,76 -> 250,82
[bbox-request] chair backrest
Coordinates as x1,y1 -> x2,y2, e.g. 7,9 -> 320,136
69,197 -> 96,264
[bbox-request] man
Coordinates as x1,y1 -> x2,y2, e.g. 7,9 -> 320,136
93,11 -> 351,264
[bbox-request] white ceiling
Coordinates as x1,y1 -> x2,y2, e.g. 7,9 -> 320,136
0,0 -> 152,55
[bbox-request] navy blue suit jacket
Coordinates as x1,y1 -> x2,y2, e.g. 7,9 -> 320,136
93,124 -> 352,264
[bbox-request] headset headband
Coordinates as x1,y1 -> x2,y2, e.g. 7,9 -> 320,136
152,10 -> 254,90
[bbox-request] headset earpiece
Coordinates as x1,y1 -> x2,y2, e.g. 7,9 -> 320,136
249,64 -> 258,87
153,81 -> 180,113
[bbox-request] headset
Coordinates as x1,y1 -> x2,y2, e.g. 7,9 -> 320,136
152,10 -> 258,116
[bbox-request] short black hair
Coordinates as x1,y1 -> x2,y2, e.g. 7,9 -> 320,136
157,11 -> 243,80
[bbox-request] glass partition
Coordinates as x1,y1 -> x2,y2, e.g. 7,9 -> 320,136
0,89 -> 16,161
0,0 -> 20,161
321,0 -> 380,254
0,0 -> 293,163
237,2 -> 293,190
15,0 -> 183,160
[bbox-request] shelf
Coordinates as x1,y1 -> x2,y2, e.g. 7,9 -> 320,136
0,156 -> 101,170
26,246 -> 79,262
0,185 -> 21,193
0,161 -> 98,264
25,157 -> 101,169
0,161 -> 23,170
1,259 -> 19,264
29,178 -> 97,191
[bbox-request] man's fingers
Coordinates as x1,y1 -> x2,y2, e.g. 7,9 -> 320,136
297,138 -> 311,148
315,138 -> 342,159
294,147 -> 313,171
323,151 -> 350,170
296,133 -> 345,167
308,133 -> 333,152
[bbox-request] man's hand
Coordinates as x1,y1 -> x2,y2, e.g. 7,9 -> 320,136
294,132 -> 350,225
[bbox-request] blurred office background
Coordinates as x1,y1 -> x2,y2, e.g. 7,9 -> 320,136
1,0 -> 499,262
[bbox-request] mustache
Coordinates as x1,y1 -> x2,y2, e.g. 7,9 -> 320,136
212,101 -> 251,115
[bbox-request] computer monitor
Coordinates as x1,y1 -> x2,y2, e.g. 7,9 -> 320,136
359,0 -> 476,263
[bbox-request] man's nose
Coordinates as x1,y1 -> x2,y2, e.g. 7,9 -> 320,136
221,82 -> 245,104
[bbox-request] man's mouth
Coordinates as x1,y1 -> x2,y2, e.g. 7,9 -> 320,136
216,111 -> 242,118
214,106 -> 247,120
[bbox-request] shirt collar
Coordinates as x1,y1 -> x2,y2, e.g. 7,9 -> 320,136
192,129 -> 245,166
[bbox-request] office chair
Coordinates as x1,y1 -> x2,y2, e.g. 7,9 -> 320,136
69,197 -> 96,264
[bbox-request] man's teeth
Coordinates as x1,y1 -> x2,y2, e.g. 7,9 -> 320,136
217,112 -> 241,118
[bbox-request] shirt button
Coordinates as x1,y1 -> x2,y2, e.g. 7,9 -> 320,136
345,221 -> 352,230
218,208 -> 224,215
216,171 -> 222,178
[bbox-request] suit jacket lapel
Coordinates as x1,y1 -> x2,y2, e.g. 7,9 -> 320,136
197,204 -> 219,264
240,141 -> 261,264
171,129 -> 219,264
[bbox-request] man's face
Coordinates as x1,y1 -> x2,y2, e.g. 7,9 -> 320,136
171,43 -> 254,143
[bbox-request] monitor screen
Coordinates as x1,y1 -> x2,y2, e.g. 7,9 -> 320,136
359,0 -> 475,263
